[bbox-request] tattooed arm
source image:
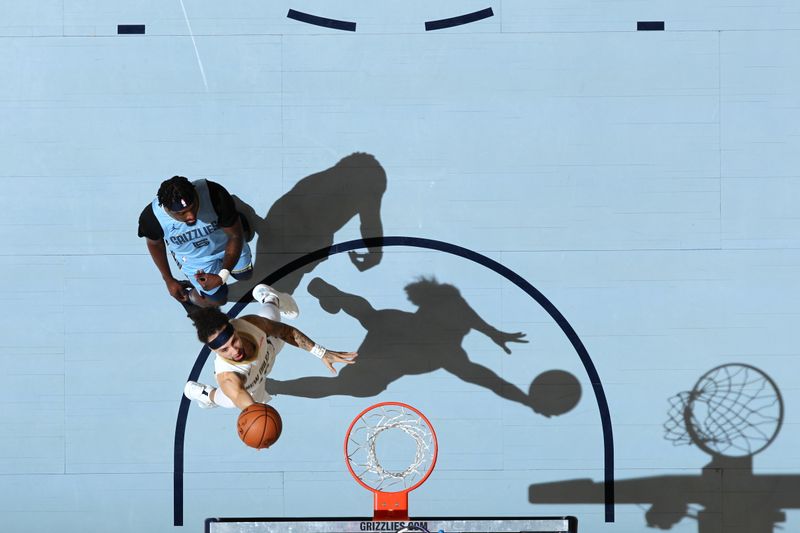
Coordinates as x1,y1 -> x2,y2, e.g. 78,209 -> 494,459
241,315 -> 358,374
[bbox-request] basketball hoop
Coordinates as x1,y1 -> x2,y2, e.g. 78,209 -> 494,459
345,402 -> 438,521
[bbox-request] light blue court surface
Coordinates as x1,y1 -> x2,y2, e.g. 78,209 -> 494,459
1,1 -> 800,533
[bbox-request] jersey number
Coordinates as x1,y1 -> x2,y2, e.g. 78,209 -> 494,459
193,238 -> 210,249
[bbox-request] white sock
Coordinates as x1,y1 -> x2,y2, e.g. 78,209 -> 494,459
210,387 -> 236,409
257,298 -> 280,322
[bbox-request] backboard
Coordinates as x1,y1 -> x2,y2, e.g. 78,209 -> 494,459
205,516 -> 578,533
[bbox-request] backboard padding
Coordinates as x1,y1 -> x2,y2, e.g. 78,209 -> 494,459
206,516 -> 578,533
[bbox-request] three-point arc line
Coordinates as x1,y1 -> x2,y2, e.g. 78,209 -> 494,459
425,8 -> 495,31
287,9 -> 356,32
173,236 -> 615,525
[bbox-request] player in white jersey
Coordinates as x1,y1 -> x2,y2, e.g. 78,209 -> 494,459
183,284 -> 358,409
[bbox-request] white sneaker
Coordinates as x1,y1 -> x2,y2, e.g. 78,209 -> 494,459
184,381 -> 217,409
252,284 -> 299,319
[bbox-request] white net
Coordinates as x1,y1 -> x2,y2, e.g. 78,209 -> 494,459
346,404 -> 437,492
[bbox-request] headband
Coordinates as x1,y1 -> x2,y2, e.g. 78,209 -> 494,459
164,196 -> 192,212
207,323 -> 235,350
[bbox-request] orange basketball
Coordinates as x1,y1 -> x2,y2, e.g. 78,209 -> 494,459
237,403 -> 282,449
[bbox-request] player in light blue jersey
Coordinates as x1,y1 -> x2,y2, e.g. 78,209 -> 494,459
138,176 -> 254,313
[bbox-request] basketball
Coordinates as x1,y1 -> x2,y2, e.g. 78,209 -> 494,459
237,403 -> 282,449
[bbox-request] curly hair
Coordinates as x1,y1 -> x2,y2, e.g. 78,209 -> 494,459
157,175 -> 195,210
188,307 -> 231,343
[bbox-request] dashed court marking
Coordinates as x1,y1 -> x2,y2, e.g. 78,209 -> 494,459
637,21 -> 665,31
117,25 -> 145,34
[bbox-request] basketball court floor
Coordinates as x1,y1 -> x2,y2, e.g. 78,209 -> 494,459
1,2 -> 799,532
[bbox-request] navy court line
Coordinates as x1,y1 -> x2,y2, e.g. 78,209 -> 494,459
174,236 -> 615,525
637,21 -> 665,31
287,9 -> 356,32
425,8 -> 494,31
117,24 -> 145,34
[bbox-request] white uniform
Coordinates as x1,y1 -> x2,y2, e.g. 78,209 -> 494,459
212,303 -> 284,407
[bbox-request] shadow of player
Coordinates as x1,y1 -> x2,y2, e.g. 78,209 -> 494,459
228,152 -> 386,300
268,276 -> 539,408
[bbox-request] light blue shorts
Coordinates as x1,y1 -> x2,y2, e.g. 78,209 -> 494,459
181,242 -> 253,295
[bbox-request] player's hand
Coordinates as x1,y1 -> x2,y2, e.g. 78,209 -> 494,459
321,350 -> 358,374
490,331 -> 528,354
165,278 -> 188,302
194,270 -> 223,291
348,250 -> 382,271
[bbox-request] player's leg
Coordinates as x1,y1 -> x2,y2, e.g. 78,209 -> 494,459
184,381 -> 220,408
252,284 -> 298,320
183,381 -> 248,408
250,283 -> 299,403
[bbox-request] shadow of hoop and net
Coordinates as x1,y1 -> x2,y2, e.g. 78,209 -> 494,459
529,363 -> 798,533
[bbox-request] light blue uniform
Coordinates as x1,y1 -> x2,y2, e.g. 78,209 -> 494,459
151,179 -> 252,294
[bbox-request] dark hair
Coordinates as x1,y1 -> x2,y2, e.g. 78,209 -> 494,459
189,307 -> 230,343
157,176 -> 196,210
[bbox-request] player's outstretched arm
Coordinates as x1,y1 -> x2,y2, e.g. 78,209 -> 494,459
243,315 -> 358,374
217,371 -> 255,410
